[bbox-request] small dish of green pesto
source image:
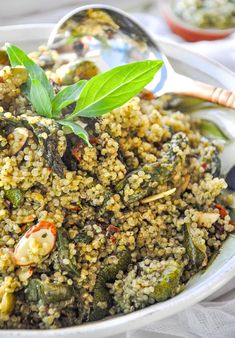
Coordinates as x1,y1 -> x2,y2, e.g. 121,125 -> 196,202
174,0 -> 235,30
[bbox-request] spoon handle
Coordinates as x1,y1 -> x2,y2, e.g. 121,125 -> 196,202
172,75 -> 235,109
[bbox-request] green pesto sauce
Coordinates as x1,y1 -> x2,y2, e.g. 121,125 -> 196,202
174,0 -> 235,29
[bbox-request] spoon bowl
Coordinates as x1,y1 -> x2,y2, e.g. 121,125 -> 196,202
48,4 -> 169,94
48,4 -> 235,109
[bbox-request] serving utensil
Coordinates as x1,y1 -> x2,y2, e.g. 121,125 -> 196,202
48,4 -> 235,110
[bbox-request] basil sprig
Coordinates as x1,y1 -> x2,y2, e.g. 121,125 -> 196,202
5,43 -> 163,145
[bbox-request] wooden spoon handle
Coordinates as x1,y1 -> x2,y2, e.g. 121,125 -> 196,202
172,75 -> 235,109
190,81 -> 235,109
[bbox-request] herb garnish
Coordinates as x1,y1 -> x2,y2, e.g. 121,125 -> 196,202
5,43 -> 163,145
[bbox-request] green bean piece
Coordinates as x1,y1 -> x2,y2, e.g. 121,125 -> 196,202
183,224 -> 207,268
0,116 -> 65,178
25,279 -> 74,304
30,124 -> 65,178
24,279 -> 40,302
115,132 -> 188,204
89,250 -> 131,321
153,261 -> 183,302
4,188 -> 24,208
57,228 -> 80,278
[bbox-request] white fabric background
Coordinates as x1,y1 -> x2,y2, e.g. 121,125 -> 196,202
0,1 -> 235,337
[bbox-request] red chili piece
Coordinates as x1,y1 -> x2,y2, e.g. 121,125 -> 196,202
215,204 -> 228,219
107,224 -> 120,235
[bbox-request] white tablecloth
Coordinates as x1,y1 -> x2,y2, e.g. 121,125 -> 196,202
0,1 -> 235,337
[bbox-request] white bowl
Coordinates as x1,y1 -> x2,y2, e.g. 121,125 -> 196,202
0,24 -> 235,338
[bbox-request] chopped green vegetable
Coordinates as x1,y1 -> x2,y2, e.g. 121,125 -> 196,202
5,188 -> 24,208
25,279 -> 74,304
183,224 -> 207,268
115,132 -> 188,205
153,261 -> 183,302
89,250 -> 131,321
57,228 -> 80,277
89,285 -> 111,322
0,116 -> 65,178
98,251 -> 131,283
30,123 -> 65,178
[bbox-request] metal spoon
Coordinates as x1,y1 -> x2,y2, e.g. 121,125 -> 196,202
48,4 -> 235,109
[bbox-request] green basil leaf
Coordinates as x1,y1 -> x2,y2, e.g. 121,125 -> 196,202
58,119 -> 91,146
51,80 -> 87,117
30,79 -> 52,118
5,43 -> 54,100
68,60 -> 163,119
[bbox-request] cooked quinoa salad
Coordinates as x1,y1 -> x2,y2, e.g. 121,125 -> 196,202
0,45 -> 234,330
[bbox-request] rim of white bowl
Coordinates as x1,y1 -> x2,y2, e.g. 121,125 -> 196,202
0,22 -> 235,337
